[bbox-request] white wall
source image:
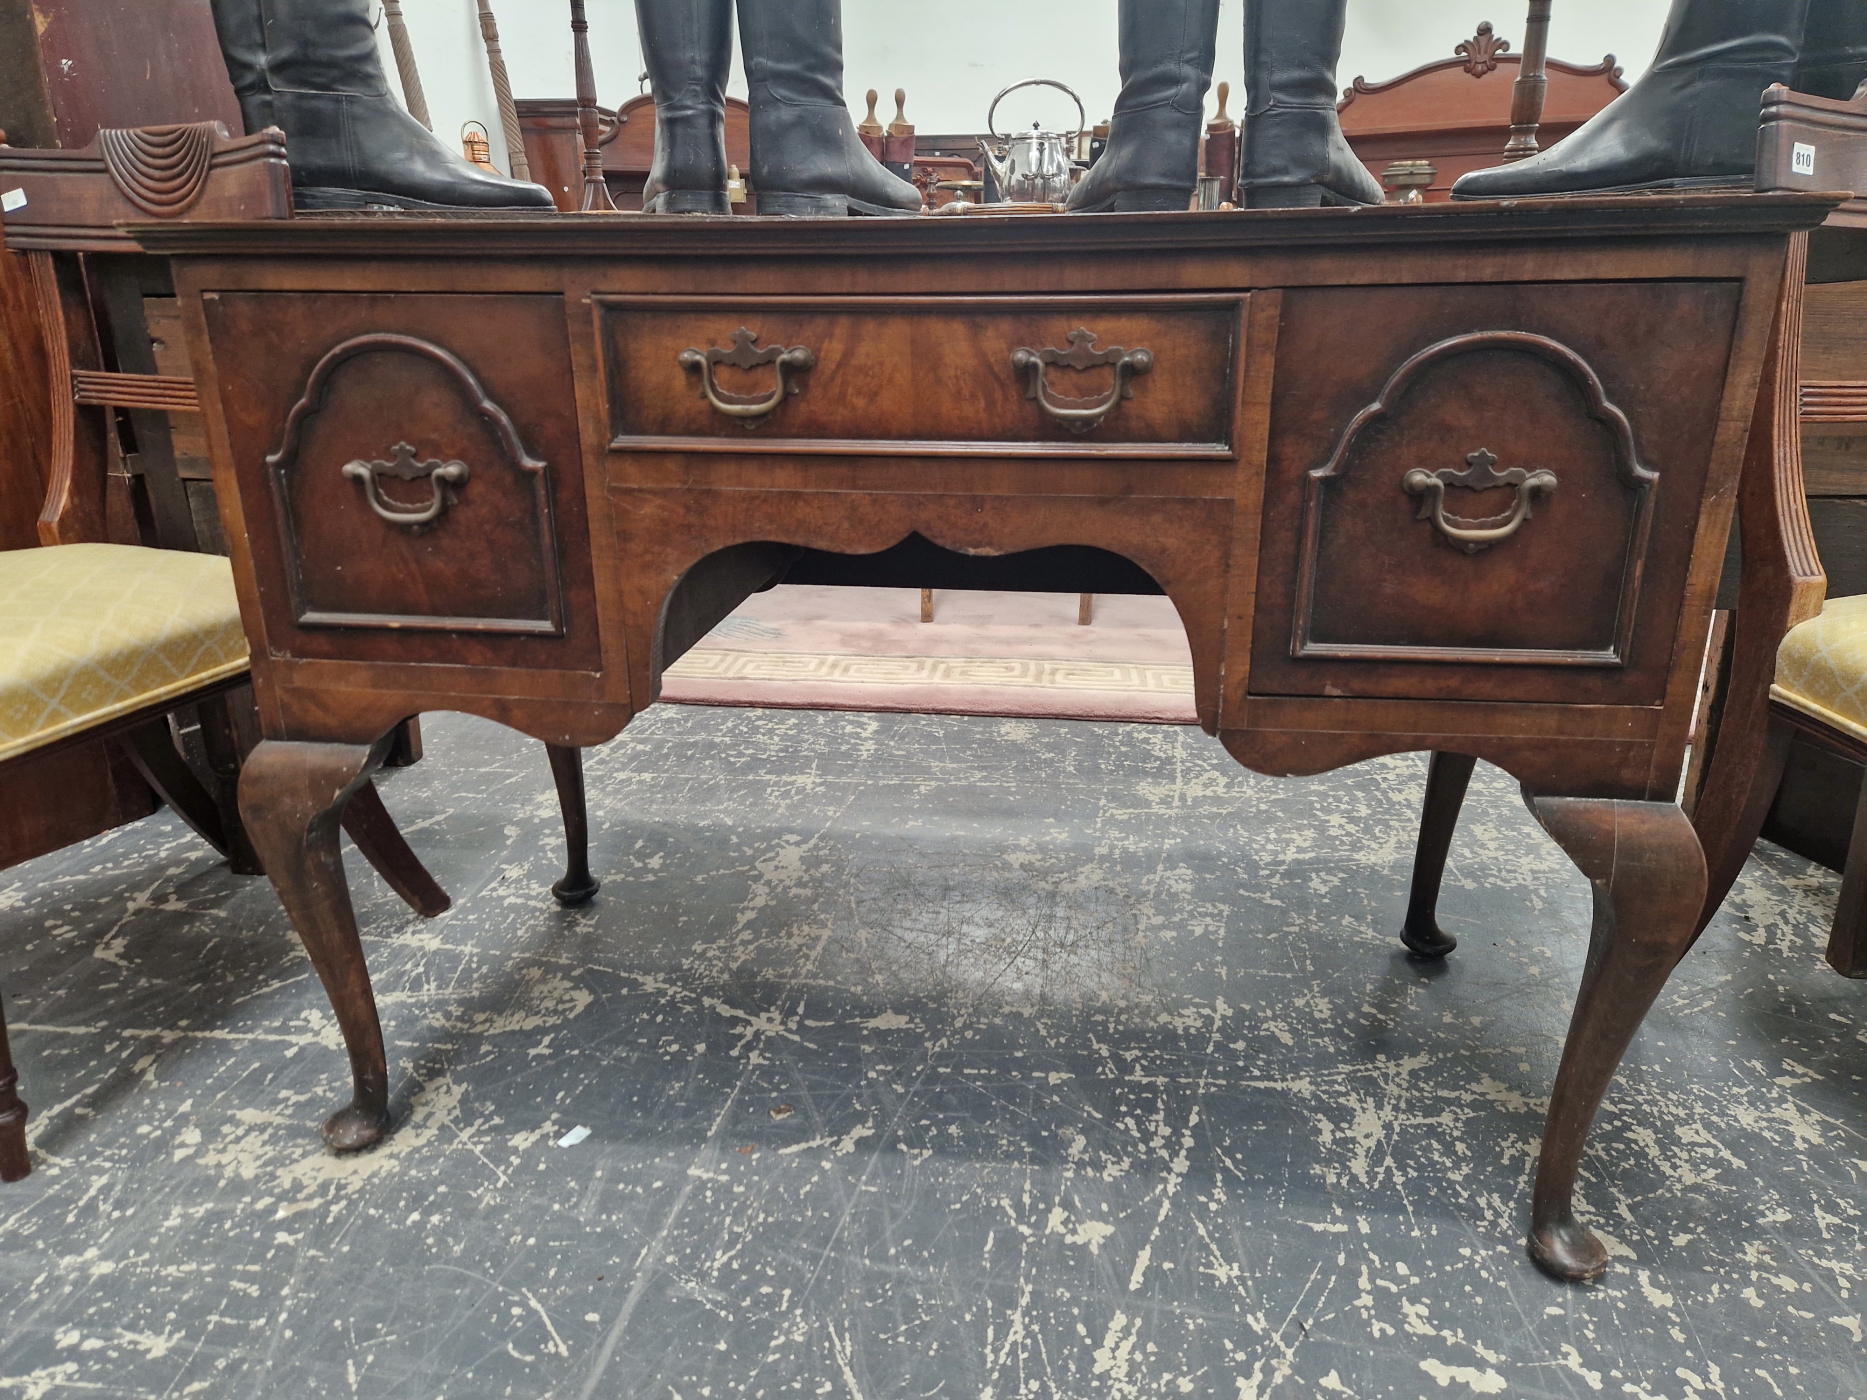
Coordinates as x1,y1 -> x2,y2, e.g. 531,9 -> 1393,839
380,0 -> 1671,176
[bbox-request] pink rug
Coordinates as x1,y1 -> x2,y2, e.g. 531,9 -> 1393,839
660,585 -> 1197,724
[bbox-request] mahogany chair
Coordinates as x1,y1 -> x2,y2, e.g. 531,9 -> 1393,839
1765,596 -> 1867,975
0,124 -> 450,1182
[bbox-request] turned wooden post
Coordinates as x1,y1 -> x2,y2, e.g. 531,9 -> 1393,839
1502,0 -> 1553,162
381,0 -> 433,131
477,0 -> 531,181
570,0 -> 618,212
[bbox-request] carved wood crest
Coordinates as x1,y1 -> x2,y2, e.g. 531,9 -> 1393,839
96,122 -> 223,217
1455,22 -> 1511,78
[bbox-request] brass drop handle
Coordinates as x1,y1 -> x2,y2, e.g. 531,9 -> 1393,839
343,440 -> 469,528
1403,449 -> 1557,555
679,326 -> 816,429
1011,327 -> 1153,434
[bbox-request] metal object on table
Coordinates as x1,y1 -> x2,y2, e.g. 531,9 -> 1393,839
1381,159 -> 1437,204
935,179 -> 985,207
979,79 -> 1086,205
1503,0 -> 1554,161
461,122 -> 497,173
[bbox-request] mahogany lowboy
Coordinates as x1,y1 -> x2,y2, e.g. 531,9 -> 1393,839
140,196 -> 1832,1280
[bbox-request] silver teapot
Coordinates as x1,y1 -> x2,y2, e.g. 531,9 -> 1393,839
979,79 -> 1085,204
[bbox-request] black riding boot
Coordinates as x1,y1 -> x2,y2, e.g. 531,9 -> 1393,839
636,0 -> 734,212
1239,0 -> 1383,207
734,0 -> 922,216
1066,0 -> 1221,213
1452,0 -> 1810,198
1795,0 -> 1867,99
209,0 -> 553,210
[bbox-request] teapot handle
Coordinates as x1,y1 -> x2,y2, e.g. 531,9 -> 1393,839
986,79 -> 1087,149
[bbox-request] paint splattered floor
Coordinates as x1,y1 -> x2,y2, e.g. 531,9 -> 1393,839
0,707 -> 1861,1399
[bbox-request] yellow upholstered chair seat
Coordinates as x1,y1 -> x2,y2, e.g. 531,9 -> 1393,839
0,543 -> 249,763
1774,593 -> 1867,746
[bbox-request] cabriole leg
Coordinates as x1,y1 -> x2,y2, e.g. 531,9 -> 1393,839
1525,794 -> 1705,1281
546,743 -> 600,906
239,737 -> 395,1152
1401,751 -> 1476,958
342,780 -> 451,918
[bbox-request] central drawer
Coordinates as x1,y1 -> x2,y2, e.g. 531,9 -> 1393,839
598,295 -> 1244,457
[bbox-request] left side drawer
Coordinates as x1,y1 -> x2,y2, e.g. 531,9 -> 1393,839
200,292 -> 600,671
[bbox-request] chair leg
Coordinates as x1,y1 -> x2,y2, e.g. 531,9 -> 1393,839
383,716 -> 424,769
0,996 -> 28,1183
239,738 -> 394,1153
1827,774 -> 1867,979
1524,794 -> 1705,1281
546,743 -> 600,906
1692,711 -> 1796,941
342,780 -> 451,918
121,716 -> 231,858
1400,751 -> 1476,958
194,692 -> 265,876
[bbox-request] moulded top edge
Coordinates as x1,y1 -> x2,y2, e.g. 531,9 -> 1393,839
126,190 -> 1845,259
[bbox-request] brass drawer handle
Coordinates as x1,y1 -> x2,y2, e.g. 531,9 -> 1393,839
679,327 -> 815,428
343,440 -> 470,528
1010,327 -> 1154,434
1403,449 -> 1557,555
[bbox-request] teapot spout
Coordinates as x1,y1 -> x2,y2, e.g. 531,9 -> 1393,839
977,139 -> 1011,201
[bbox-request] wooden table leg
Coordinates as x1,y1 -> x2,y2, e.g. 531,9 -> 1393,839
1400,751 -> 1476,958
0,996 -> 28,1182
1525,794 -> 1706,1281
546,743 -> 600,906
239,737 -> 396,1152
342,780 -> 451,918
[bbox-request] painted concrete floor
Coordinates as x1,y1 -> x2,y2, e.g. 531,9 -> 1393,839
0,706 -> 1861,1399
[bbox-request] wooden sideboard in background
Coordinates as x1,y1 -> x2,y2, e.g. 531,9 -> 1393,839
1337,22 -> 1625,202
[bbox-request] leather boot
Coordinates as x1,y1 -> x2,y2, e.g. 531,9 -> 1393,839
1796,0 -> 1867,99
636,0 -> 733,213
209,0 -> 554,211
734,0 -> 922,216
1067,0 -> 1221,213
1239,0 -> 1384,207
1452,0 -> 1809,198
